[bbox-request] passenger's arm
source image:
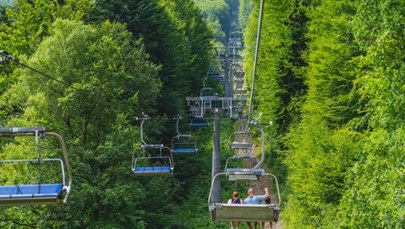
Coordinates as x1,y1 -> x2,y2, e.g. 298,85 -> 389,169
264,188 -> 270,199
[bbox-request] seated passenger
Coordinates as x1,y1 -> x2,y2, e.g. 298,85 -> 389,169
228,191 -> 243,229
244,187 -> 270,229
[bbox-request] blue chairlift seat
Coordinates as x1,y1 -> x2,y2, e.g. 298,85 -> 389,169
132,116 -> 175,176
0,158 -> 69,206
0,183 -> 67,206
0,183 -> 63,198
207,70 -> 220,76
132,155 -> 174,176
172,143 -> 197,154
213,75 -> 224,81
190,119 -> 209,127
133,166 -> 172,174
171,117 -> 198,154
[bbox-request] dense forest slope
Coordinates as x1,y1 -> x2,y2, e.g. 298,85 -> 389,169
0,0 -> 404,228
242,0 -> 404,228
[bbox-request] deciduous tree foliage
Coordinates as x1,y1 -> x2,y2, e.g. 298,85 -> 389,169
1,0 -> 215,227
238,0 -> 253,32
193,0 -> 232,43
243,0 -> 308,183
158,0 -> 212,115
0,0 -> 93,121
0,0 -> 92,57
91,0 -> 212,118
0,19 -> 164,228
339,0 -> 405,227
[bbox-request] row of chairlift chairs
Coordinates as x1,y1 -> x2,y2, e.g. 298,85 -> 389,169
0,122 -> 280,225
0,119 -> 280,224
0,114 -> 200,206
0,114 -> 203,206
198,23 -> 281,224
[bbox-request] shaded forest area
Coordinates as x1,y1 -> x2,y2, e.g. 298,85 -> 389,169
0,0 -> 404,228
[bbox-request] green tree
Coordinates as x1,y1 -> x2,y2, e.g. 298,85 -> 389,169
0,19 -> 162,228
0,0 -> 92,56
243,0 -> 309,186
91,0 -> 212,118
283,0 -> 362,228
238,0 -> 253,32
339,0 -> 405,228
0,0 -> 93,123
193,0 -> 231,43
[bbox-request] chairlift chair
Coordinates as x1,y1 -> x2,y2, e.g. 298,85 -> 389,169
230,131 -> 253,152
132,115 -> 174,175
224,154 -> 260,181
171,116 -> 198,154
132,144 -> 174,175
207,70 -> 224,81
234,89 -> 247,94
207,70 -> 221,77
171,136 -> 198,154
208,172 -> 281,222
230,141 -> 252,150
0,127 -> 72,206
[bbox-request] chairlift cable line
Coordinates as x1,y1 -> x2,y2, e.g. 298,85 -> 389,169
247,0 -> 265,127
0,50 -> 79,91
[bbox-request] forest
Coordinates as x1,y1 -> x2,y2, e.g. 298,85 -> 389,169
0,0 -> 403,228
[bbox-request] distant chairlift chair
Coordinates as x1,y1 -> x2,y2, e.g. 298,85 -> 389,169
171,116 -> 198,154
230,130 -> 253,154
132,114 -> 174,175
0,127 -> 72,206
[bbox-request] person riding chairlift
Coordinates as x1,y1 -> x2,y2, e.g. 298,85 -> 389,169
244,187 -> 270,229
228,191 -> 243,229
